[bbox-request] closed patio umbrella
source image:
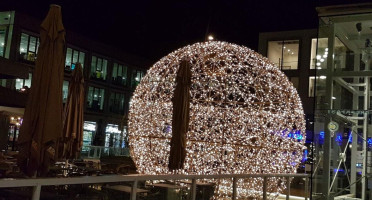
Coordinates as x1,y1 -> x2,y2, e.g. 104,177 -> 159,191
168,60 -> 191,170
17,5 -> 65,177
60,63 -> 84,159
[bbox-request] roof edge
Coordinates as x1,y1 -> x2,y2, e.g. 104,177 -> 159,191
316,3 -> 372,17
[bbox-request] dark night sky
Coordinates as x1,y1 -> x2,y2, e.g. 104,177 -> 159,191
3,0 -> 372,63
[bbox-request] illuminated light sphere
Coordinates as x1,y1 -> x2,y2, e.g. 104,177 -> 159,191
128,41 -> 306,199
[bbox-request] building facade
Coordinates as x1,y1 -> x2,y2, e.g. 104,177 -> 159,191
0,11 -> 149,158
258,29 -> 317,173
260,3 -> 372,199
313,3 -> 372,199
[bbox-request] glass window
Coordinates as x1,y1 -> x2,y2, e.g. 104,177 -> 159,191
15,78 -> 23,90
87,86 -> 105,111
0,79 -> 6,87
29,36 -> 36,52
62,80 -> 69,103
90,56 -> 108,81
267,40 -> 299,70
112,62 -> 128,86
105,124 -> 121,149
0,26 -> 8,57
65,47 -> 85,70
19,33 -> 39,62
15,73 -> 32,92
131,69 -> 144,88
334,37 -> 353,71
82,121 -> 96,149
109,92 -> 125,114
311,38 -> 329,69
309,76 -> 315,97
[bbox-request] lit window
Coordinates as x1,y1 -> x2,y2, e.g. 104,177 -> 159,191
105,124 -> 122,149
87,86 -> 105,111
19,33 -> 40,62
62,80 -> 69,103
109,92 -> 125,115
65,47 -> 85,70
0,25 -> 8,57
15,73 -> 32,92
112,63 -> 128,86
268,40 -> 299,70
90,56 -> 108,81
0,79 -> 6,87
131,69 -> 144,88
82,121 -> 96,148
310,38 -> 328,69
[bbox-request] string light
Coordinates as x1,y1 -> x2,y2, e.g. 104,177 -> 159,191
128,41 -> 306,199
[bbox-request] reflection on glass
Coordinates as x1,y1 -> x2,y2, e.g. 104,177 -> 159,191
334,37 -> 354,71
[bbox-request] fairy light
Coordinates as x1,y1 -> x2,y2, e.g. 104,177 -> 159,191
128,41 -> 306,199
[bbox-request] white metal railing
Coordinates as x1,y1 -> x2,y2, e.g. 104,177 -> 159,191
80,146 -> 130,158
0,173 -> 310,200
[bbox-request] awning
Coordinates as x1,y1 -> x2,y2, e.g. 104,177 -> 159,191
0,57 -> 29,79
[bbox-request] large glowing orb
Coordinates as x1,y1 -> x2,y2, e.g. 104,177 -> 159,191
128,41 -> 306,199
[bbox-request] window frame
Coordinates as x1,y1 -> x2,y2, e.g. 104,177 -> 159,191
112,62 -> 128,86
15,73 -> 32,91
19,32 -> 40,62
87,86 -> 105,111
267,39 -> 300,70
65,46 -> 86,70
90,55 -> 108,81
131,69 -> 144,88
109,91 -> 125,115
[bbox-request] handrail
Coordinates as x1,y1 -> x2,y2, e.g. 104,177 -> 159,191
0,173 -> 310,200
